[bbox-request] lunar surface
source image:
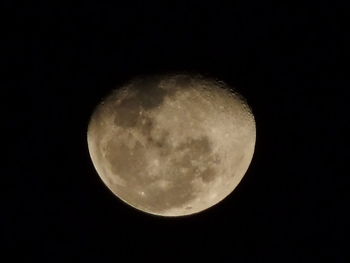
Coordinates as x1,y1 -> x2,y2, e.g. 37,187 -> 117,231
87,74 -> 256,216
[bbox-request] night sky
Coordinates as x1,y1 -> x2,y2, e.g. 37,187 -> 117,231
4,1 -> 347,262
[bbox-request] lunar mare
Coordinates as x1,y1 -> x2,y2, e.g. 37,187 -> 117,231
87,74 -> 256,216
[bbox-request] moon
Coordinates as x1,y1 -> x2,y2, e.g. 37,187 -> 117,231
87,74 -> 256,217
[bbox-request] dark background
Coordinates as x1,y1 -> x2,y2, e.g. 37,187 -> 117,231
4,1 -> 347,262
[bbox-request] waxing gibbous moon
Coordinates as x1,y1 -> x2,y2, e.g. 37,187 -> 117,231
87,74 -> 256,217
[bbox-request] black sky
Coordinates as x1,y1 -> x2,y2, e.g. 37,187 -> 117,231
3,1 -> 347,262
